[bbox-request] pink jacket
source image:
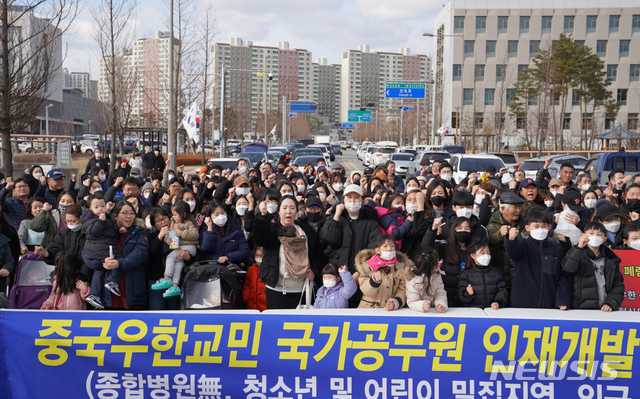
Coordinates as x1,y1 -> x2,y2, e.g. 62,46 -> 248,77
41,277 -> 89,310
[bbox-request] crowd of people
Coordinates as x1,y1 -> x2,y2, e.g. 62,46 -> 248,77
0,147 -> 635,313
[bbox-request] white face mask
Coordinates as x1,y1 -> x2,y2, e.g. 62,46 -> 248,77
92,189 -> 103,195
99,174 -> 106,182
406,203 -> 419,214
581,184 -> 591,191
456,208 -> 473,219
154,151 -> 159,156
380,251 -> 396,261
476,254 -> 491,266
550,190 -> 559,197
588,236 -> 604,248
33,172 -> 43,180
187,201 -> 196,212
213,214 -> 228,227
319,193 -> 326,202
239,166 -> 248,174
475,194 -> 484,205
584,199 -> 597,209
236,187 -> 250,196
67,223 -> 81,232
236,205 -> 248,216
344,201 -> 361,214
323,279 -> 337,288
168,174 -> 175,180
440,174 -> 452,182
544,200 -> 554,208
297,185 -> 306,193
332,183 -> 344,192
604,220 -> 621,233
266,203 -> 278,214
530,228 -> 548,241
629,240 -> 640,250
143,191 -> 151,199
255,257 -> 262,264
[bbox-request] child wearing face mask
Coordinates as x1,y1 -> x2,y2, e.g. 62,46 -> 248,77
458,241 -> 509,309
375,193 -> 413,249
562,222 -> 624,312
243,247 -> 267,311
504,210 -> 571,309
314,263 -> 357,309
151,200 -> 199,298
405,249 -> 447,313
355,234 -> 412,310
620,224 -> 640,250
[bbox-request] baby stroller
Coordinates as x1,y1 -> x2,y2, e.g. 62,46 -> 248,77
182,261 -> 244,310
9,253 -> 54,309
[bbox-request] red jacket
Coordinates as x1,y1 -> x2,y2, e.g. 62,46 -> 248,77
243,263 -> 266,311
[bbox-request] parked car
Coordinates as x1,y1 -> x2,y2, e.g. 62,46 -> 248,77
519,154 -> 588,180
389,152 -> 413,175
585,149 -> 640,187
442,145 -> 466,154
406,151 -> 451,179
238,151 -> 268,167
369,147 -> 395,167
450,154 -> 507,184
330,143 -> 343,155
242,142 -> 269,153
307,144 -> 334,163
490,152 -> 519,173
293,147 -> 324,160
363,146 -> 377,166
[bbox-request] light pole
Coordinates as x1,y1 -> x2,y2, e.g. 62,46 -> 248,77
45,104 -> 54,154
423,32 -> 464,145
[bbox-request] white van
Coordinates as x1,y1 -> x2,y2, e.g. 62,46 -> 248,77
450,154 -> 506,184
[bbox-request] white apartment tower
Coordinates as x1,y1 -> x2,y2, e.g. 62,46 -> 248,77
432,0 -> 640,149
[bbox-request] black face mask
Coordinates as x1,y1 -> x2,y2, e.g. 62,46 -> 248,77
627,198 -> 640,211
431,195 -> 445,207
249,176 -> 258,184
277,168 -> 284,174
307,212 -> 321,223
353,179 -> 361,186
456,231 -> 472,243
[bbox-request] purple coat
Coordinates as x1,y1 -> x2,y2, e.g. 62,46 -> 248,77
314,271 -> 357,309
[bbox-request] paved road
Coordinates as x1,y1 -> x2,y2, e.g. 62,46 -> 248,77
334,149 -> 362,176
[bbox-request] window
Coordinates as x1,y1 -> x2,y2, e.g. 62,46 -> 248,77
634,15 -> 640,32
506,89 -> 516,104
572,91 -> 580,106
454,16 -> 465,33
629,113 -> 639,130
620,40 -> 630,57
617,89 -> 627,105
475,64 -> 485,81
528,95 -> 538,105
463,88 -> 473,105
529,41 -> 540,57
607,65 -> 617,81
498,16 -> 508,33
452,112 -> 459,128
518,65 -> 528,76
520,16 -> 530,33
507,41 -> 518,57
575,40 -> 585,47
485,89 -> 495,105
564,113 -> 571,130
517,116 -> 526,129
541,16 -> 552,32
564,16 -> 574,33
596,40 -> 607,57
586,16 -> 597,33
631,65 -> 640,81
496,65 -> 506,81
464,41 -> 475,56
476,16 -> 486,33
609,15 -> 620,32
486,41 -> 496,57
453,64 -> 462,81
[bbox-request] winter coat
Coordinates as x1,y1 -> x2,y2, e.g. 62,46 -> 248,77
504,235 -> 572,309
535,168 -> 577,191
199,217 -> 250,265
142,151 -> 156,172
252,215 -> 323,288
41,277 -> 89,310
44,227 -> 90,281
319,206 -> 381,273
153,154 -> 165,172
314,270 -> 357,309
85,157 -> 109,174
355,248 -> 412,309
0,187 -> 28,231
104,186 -> 152,211
405,270 -> 448,312
487,210 -> 526,289
0,234 -> 15,274
458,265 -> 509,308
30,209 -> 63,250
34,184 -> 64,209
170,219 -> 199,246
0,217 -> 19,271
81,211 -> 119,260
243,262 -> 267,311
107,225 -> 149,307
376,207 -> 412,249
562,246 -> 625,310
391,174 -> 405,193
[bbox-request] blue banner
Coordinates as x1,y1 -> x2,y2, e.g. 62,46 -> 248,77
1,310 -> 639,398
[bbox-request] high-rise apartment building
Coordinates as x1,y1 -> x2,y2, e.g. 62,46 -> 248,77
432,0 -> 640,148
98,31 -> 180,125
210,38 -> 313,134
340,45 -> 431,127
313,58 -> 341,124
63,69 -> 98,100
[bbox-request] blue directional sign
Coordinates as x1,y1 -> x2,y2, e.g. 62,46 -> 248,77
341,123 -> 354,128
289,102 -> 317,113
402,106 -> 415,111
288,113 -> 297,118
385,83 -> 426,98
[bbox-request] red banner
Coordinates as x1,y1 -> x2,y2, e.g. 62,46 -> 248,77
614,249 -> 640,311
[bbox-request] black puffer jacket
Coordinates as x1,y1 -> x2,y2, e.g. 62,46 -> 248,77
561,245 -> 625,310
319,205 -> 381,273
252,215 -> 323,288
401,211 -> 429,262
458,265 -> 509,308
44,227 -> 90,281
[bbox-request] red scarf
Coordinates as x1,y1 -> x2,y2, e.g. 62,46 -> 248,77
367,254 -> 396,271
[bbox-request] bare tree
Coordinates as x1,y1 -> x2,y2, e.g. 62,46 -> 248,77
0,0 -> 79,175
198,4 -> 217,162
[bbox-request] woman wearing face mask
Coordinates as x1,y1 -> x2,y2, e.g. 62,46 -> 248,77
441,190 -> 488,245
24,165 -> 45,196
90,167 -> 109,192
458,241 -> 509,309
232,195 -> 253,240
425,179 -> 452,220
31,191 -> 77,251
582,189 -> 599,220
562,222 -> 624,312
175,189 -> 202,227
594,202 -> 627,247
313,182 -> 330,210
400,190 -> 431,260
327,173 -> 346,207
471,182 -> 496,226
421,217 -> 474,306
199,201 -> 250,266
252,195 -> 323,309
376,193 -> 414,249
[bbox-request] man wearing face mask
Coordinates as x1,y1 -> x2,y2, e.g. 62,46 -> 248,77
84,149 -> 109,174
442,191 -> 488,243
594,202 -> 624,247
320,185 -> 381,279
619,184 -> 640,224
153,148 -> 165,172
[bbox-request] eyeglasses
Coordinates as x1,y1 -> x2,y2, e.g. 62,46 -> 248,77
155,216 -> 169,224
119,212 -> 135,217
14,185 -> 29,189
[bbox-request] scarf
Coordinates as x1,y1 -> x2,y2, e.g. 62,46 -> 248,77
367,254 -> 397,271
278,225 -> 309,279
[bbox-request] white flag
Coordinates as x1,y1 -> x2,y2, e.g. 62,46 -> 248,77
181,102 -> 200,144
270,125 -> 277,140
438,124 -> 454,136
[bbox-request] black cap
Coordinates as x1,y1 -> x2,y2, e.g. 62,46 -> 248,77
562,189 -> 583,212
485,166 -> 497,175
420,158 -> 430,166
364,167 -> 374,175
305,188 -> 319,198
520,178 -> 537,189
595,202 -> 621,222
305,197 -> 323,208
500,192 -> 525,205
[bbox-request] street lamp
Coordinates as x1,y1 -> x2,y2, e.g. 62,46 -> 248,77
423,32 -> 464,145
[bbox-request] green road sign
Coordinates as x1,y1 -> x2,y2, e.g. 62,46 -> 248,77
347,110 -> 372,122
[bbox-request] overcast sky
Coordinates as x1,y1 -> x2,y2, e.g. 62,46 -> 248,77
64,0 -> 443,78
